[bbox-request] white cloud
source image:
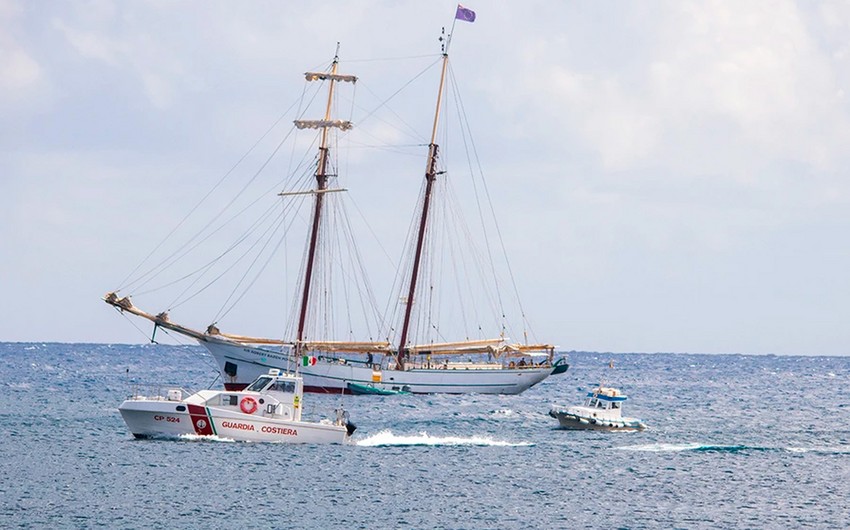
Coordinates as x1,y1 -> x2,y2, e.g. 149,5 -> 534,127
3,0 -> 850,354
0,1 -> 43,101
0,46 -> 40,90
499,1 -> 850,178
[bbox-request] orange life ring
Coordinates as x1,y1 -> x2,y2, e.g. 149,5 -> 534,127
240,396 -> 258,414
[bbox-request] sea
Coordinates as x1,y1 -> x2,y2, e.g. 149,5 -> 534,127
1,342 -> 848,529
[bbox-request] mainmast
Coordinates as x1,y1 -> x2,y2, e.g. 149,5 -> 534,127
395,37 -> 451,369
292,47 -> 356,356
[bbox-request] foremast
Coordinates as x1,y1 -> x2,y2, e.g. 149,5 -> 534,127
395,44 -> 450,370
293,49 -> 355,358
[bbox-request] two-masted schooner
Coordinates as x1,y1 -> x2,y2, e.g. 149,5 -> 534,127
105,25 -> 568,395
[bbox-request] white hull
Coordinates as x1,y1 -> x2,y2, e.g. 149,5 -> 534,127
119,399 -> 348,444
548,410 -> 646,431
201,338 -> 557,395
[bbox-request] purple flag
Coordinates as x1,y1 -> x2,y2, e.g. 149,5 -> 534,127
455,4 -> 476,22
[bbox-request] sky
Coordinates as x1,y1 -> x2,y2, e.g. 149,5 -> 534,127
2,0 -> 849,355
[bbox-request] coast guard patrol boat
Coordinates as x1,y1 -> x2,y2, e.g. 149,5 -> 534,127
119,369 -> 356,443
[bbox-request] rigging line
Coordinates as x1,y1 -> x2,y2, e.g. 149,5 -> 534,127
117,91 -> 312,292
342,91 -> 425,146
353,57 -> 442,140
134,197 -> 280,299
168,207 -> 286,313
335,197 -> 383,339
141,341 -> 218,376
207,202 -> 291,318
342,140 -> 428,149
346,130 -> 427,157
387,177 -> 427,343
444,100 -> 503,331
436,103 -> 503,338
117,100 -> 304,292
215,205 -> 293,324
285,77 -> 312,191
344,53 -> 441,63
448,64 -> 506,322
156,329 -> 224,377
338,102 -> 354,340
134,158 -> 304,301
124,83 -> 325,295
131,126 -> 319,297
284,232 -> 310,341
341,197 -> 391,331
451,66 -> 538,344
441,178 -> 474,338
448,172 -> 501,332
346,192 -> 397,269
145,197 -> 282,305
114,307 -> 160,344
329,199 -> 354,339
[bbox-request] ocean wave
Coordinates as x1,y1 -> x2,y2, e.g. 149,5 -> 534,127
618,443 -> 765,453
355,430 -> 533,447
785,446 -> 850,454
618,443 -> 850,454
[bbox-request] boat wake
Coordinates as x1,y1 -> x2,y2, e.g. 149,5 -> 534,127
355,430 -> 533,447
177,433 -> 237,443
618,443 -> 850,454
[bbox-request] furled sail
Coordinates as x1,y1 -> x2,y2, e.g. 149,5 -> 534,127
294,119 -> 353,131
304,72 -> 357,83
298,341 -> 392,354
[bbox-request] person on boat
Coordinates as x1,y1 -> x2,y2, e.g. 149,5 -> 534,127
366,352 -> 373,367
518,358 -> 526,368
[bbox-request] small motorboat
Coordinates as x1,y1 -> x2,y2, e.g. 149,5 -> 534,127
549,386 -> 646,431
346,382 -> 411,395
119,369 -> 356,443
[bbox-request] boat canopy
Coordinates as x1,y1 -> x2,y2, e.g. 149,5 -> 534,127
588,387 -> 628,402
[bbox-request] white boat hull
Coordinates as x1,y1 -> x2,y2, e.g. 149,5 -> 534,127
119,399 -> 349,444
548,409 -> 646,431
201,338 -> 557,394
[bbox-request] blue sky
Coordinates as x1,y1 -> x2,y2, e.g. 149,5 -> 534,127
1,1 -> 849,355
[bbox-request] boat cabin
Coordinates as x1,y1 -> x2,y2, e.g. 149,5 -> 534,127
207,369 -> 304,421
245,369 -> 302,396
583,387 -> 627,412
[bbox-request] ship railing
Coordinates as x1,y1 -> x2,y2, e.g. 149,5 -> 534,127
125,384 -> 193,401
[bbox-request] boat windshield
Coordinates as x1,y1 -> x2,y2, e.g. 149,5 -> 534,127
246,376 -> 273,392
268,380 -> 296,393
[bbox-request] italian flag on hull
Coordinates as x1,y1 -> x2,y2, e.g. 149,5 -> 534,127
302,355 -> 317,366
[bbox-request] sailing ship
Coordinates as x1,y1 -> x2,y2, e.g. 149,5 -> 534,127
105,24 -> 568,394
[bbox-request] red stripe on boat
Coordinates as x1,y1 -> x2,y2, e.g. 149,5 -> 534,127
187,404 -> 214,435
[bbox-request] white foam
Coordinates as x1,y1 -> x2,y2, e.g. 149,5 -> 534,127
355,430 -> 533,447
617,442 -> 703,452
177,433 -> 236,443
786,446 -> 850,454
